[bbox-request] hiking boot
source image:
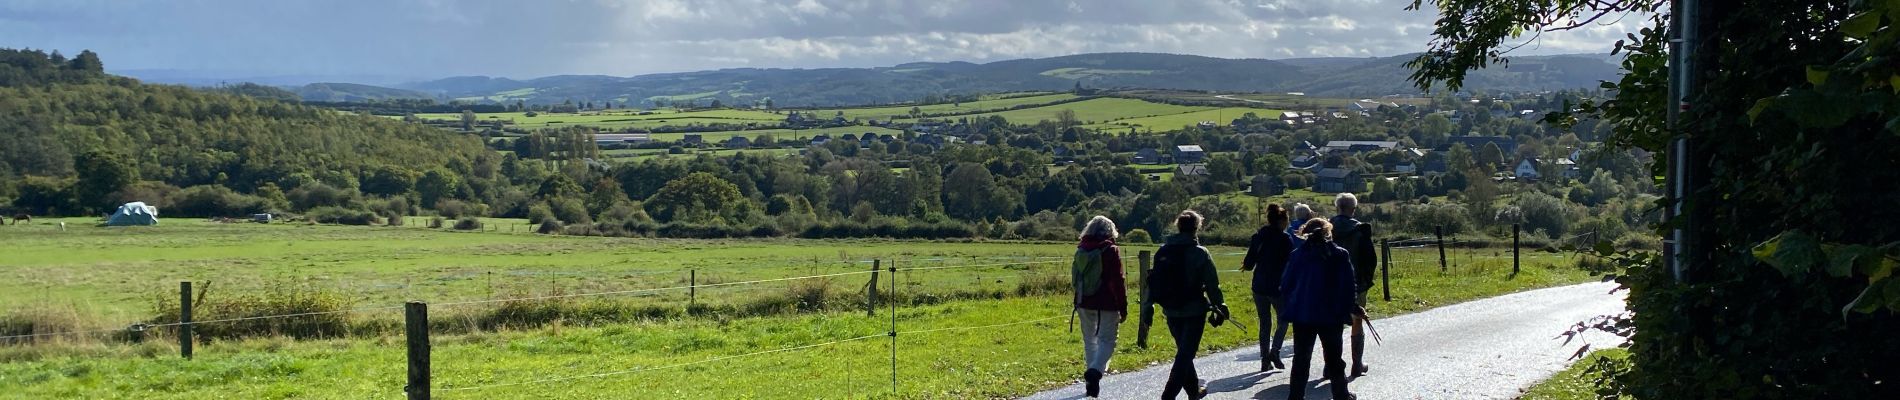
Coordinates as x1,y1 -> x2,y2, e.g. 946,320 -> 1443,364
1189,379 -> 1209,400
1352,364 -> 1370,377
1084,368 -> 1102,398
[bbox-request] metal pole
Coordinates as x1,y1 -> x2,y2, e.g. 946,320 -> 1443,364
179,281 -> 193,360
689,269 -> 696,309
887,259 -> 897,394
404,301 -> 431,400
1381,239 -> 1392,301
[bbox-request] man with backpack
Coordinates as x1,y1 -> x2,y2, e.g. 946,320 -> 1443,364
1328,193 -> 1378,377
1149,210 -> 1228,400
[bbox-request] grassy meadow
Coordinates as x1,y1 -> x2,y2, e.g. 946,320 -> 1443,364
813,93 -> 1080,121
0,218 -> 1597,399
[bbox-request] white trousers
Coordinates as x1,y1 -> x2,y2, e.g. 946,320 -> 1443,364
1077,308 -> 1122,371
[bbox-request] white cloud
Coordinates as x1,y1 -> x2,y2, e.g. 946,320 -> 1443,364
0,0 -> 1639,78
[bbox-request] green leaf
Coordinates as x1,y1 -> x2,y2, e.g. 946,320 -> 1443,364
1807,66 -> 1831,86
1841,11 -> 1883,39
1844,284 -> 1882,316
1891,74 -> 1900,94
1867,257 -> 1897,283
1747,97 -> 1775,124
1827,245 -> 1878,278
1753,231 -> 1824,277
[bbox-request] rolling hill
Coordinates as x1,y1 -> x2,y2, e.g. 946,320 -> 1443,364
386,52 -> 1619,107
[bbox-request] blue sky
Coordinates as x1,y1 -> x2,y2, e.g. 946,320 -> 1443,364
1,0 -> 1643,82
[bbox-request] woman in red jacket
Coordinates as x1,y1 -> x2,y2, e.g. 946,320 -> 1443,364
1072,215 -> 1128,398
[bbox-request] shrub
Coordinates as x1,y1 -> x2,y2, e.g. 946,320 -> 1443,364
428,216 -> 445,228
165,185 -> 269,217
536,220 -> 564,234
526,203 -> 555,225
150,288 -> 351,341
306,206 -> 380,225
287,183 -> 357,211
384,211 -> 405,226
550,197 -> 592,225
453,217 -> 483,231
1125,228 -> 1154,244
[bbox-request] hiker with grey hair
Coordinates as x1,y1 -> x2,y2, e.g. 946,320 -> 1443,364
1150,210 -> 1226,400
1072,215 -> 1127,398
1287,203 -> 1314,248
1329,193 -> 1378,377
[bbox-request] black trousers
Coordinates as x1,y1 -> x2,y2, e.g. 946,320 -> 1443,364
1254,293 -> 1290,360
1162,316 -> 1206,399
1289,323 -> 1350,399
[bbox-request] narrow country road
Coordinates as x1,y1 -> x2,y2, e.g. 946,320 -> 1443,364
1023,282 -> 1627,400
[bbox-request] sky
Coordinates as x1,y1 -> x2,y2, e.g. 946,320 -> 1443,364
0,0 -> 1643,82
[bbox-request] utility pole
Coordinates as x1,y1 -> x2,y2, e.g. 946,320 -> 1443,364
1666,0 -> 1704,282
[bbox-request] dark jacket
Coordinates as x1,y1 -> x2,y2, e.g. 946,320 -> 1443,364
1279,238 -> 1358,325
1329,215 -> 1378,293
1074,237 -> 1129,314
1154,234 -> 1225,318
1242,225 -> 1294,296
1285,225 -> 1306,249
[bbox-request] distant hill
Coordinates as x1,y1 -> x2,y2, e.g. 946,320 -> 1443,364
292,82 -> 433,102
382,52 -> 1620,107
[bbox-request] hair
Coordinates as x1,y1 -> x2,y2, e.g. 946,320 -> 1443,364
1291,203 -> 1314,223
1334,193 -> 1359,214
1298,218 -> 1333,242
1079,215 -> 1119,240
1266,204 -> 1288,229
1175,210 -> 1204,236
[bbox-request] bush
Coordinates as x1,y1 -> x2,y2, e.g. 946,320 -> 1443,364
150,288 -> 351,341
550,197 -> 592,225
165,185 -> 269,217
453,217 -> 483,231
435,199 -> 475,219
384,211 -> 405,226
1125,228 -> 1154,244
428,216 -> 445,228
526,203 -> 555,225
287,183 -> 357,211
536,220 -> 564,234
306,206 -> 380,225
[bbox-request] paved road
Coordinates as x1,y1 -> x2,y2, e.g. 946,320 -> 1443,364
1023,282 -> 1626,400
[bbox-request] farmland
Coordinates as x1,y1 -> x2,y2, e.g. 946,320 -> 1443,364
1087,106 -> 1284,131
416,108 -> 785,131
809,92 -> 1080,121
0,218 -> 1597,399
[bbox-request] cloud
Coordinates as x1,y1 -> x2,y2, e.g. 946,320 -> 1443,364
0,0 -> 1642,80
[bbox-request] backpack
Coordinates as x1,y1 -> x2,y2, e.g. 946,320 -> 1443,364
1147,244 -> 1202,309
1072,248 -> 1106,298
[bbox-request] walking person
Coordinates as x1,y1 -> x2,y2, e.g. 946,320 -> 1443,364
1286,203 -> 1314,248
1072,216 -> 1128,398
1279,218 -> 1361,400
1328,193 -> 1378,377
1241,204 -> 1294,371
1149,210 -> 1228,400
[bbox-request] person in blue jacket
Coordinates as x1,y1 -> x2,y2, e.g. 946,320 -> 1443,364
1279,218 -> 1362,400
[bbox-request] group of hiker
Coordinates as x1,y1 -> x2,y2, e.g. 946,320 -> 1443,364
1069,193 -> 1377,399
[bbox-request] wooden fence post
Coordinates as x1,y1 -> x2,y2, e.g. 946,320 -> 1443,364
405,301 -> 431,400
178,281 -> 193,360
1435,226 -> 1448,272
1381,239 -> 1392,302
1136,250 -> 1154,348
689,269 -> 697,309
1512,224 -> 1522,275
867,261 -> 880,316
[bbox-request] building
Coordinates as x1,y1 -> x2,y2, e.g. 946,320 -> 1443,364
1134,148 -> 1162,165
682,134 -> 703,146
1173,145 -> 1206,164
809,134 -> 831,146
1321,141 -> 1401,154
1251,174 -> 1285,197
1315,168 -> 1366,193
724,136 -> 750,149
1515,159 -> 1542,180
1177,164 -> 1208,177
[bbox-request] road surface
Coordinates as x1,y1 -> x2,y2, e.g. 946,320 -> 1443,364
1022,282 -> 1626,400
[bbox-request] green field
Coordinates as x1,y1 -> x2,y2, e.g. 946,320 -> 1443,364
0,219 -> 1596,399
643,126 -> 903,144
811,93 -> 1079,121
603,147 -> 804,161
417,109 -> 786,131
1088,107 -> 1284,131
1521,348 -> 1630,400
899,97 -> 1207,125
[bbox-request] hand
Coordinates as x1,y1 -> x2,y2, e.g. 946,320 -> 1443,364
1239,265 -> 1253,272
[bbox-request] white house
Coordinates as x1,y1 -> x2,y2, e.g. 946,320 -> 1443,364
1515,159 -> 1542,180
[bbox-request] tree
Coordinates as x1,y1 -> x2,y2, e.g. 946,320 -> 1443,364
1477,142 -> 1504,172
1411,0 -> 1900,397
942,163 -> 1001,220
1055,109 -> 1079,128
1421,113 -> 1454,147
461,110 -> 476,131
361,165 -> 419,197
586,178 -> 631,216
10,176 -> 75,215
72,150 -> 136,211
645,172 -> 741,223
67,50 -> 103,73
909,106 -> 922,119
415,169 -> 459,208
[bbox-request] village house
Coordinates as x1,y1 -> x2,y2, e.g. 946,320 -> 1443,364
682,134 -> 704,147
1315,168 -> 1366,193
1177,164 -> 1209,177
1134,148 -> 1162,165
1321,140 -> 1401,154
1173,145 -> 1207,164
1515,158 -> 1542,180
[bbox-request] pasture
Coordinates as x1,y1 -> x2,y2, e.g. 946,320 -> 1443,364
1088,107 -> 1284,131
0,218 -> 1597,399
417,109 -> 786,131
811,93 -> 1080,121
